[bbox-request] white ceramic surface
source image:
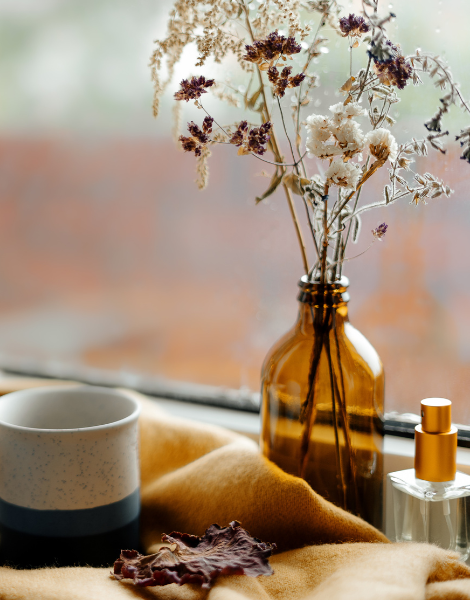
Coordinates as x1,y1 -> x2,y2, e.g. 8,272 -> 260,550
0,386 -> 140,510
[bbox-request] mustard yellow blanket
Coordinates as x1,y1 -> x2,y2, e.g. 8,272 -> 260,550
1,393 -> 470,599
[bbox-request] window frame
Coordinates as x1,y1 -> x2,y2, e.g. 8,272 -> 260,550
1,359 -> 470,449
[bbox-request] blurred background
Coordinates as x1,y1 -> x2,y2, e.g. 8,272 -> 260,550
1,0 -> 470,421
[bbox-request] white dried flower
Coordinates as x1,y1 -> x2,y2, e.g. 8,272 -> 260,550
325,161 -> 361,189
307,139 -> 343,159
329,101 -> 367,124
305,115 -> 331,142
305,114 -> 341,158
306,109 -> 365,159
332,119 -> 365,156
364,128 -> 398,162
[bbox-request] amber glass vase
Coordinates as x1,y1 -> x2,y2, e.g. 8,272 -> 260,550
260,276 -> 384,529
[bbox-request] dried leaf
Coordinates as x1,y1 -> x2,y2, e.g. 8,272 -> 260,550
259,63 -> 270,71
246,87 -> 262,111
256,168 -> 284,204
283,172 -> 306,196
113,521 -> 276,590
384,185 -> 391,204
340,76 -> 355,92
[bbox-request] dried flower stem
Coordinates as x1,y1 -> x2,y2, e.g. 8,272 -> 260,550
242,0 -> 310,273
332,315 -> 361,515
296,13 -> 328,139
339,156 -> 371,270
320,187 -> 329,285
283,185 -> 309,273
325,326 -> 347,509
276,95 -> 321,261
329,241 -> 375,270
408,52 -> 470,115
328,158 -> 384,229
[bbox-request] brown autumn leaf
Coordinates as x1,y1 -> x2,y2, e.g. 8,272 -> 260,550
113,521 -> 276,590
340,76 -> 355,92
283,172 -> 310,196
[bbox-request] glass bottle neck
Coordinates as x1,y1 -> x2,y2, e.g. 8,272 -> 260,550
296,275 -> 350,332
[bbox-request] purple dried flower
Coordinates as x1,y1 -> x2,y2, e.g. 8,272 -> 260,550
368,40 -> 412,90
267,65 -> 305,97
243,31 -> 301,64
179,135 -> 203,156
284,36 -> 302,55
374,56 -> 412,90
230,120 -> 249,146
339,14 -> 370,37
174,76 -> 215,102
179,117 -> 214,156
281,66 -> 292,78
230,121 -> 271,155
290,73 -> 306,87
187,122 -> 209,144
259,122 -> 272,135
247,122 -> 272,155
202,116 -> 214,134
267,66 -> 280,84
372,222 -> 388,240
276,79 -> 290,98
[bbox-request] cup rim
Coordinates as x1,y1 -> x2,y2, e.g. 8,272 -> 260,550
0,385 -> 141,433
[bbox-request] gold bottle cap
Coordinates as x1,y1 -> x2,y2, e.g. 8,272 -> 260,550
421,398 -> 452,433
415,398 -> 457,482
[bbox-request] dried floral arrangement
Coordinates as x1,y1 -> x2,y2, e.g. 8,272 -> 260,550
150,0 -> 470,283
113,521 -> 276,589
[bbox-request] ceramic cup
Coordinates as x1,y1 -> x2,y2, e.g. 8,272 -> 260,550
0,385 -> 141,568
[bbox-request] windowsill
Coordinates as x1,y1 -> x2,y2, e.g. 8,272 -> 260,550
153,396 -> 470,475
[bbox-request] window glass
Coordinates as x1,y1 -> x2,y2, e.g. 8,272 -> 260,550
1,0 -> 469,423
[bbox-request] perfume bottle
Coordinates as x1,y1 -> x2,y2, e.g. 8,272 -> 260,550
386,398 -> 470,561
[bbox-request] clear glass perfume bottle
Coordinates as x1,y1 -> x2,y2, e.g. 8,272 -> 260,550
386,398 -> 470,561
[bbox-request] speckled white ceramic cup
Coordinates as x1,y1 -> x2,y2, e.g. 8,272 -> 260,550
0,385 -> 141,567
